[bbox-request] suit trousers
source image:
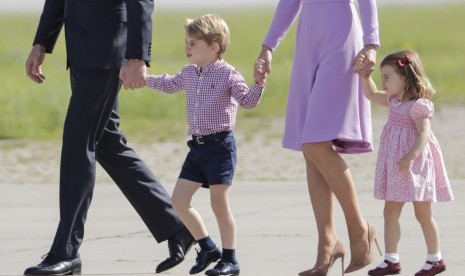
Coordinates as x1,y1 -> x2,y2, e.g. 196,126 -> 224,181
49,69 -> 183,259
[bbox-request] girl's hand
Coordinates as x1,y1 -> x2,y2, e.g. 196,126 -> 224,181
397,156 -> 413,173
353,54 -> 366,74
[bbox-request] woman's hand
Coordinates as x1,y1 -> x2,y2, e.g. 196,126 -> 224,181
256,45 -> 272,75
352,45 -> 377,77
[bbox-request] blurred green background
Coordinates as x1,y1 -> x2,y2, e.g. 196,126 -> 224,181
0,4 -> 464,141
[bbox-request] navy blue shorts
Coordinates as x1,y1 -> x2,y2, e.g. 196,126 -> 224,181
179,131 -> 237,188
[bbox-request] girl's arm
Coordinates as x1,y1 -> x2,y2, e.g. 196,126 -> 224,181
397,117 -> 432,172
360,75 -> 389,106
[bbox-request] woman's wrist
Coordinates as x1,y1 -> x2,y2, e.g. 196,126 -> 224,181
364,44 -> 379,50
261,45 -> 273,52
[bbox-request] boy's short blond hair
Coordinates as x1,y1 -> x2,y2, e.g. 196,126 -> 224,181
185,14 -> 230,57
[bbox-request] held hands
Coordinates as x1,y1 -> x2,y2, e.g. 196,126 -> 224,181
257,46 -> 272,75
254,46 -> 272,86
352,45 -> 377,77
25,44 -> 46,83
119,59 -> 147,90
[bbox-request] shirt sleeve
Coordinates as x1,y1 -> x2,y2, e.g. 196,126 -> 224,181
410,99 -> 434,120
262,0 -> 302,52
358,0 -> 380,46
146,71 -> 184,94
229,70 -> 265,109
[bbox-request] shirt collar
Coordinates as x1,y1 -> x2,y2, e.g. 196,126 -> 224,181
195,59 -> 224,75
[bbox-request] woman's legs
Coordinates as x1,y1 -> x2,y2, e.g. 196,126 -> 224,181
302,142 -> 370,262
210,184 -> 236,250
304,156 -> 339,267
171,178 -> 208,240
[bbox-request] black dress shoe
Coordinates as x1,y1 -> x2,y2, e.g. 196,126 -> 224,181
205,260 -> 240,276
24,254 -> 82,275
189,246 -> 221,274
156,227 -> 196,273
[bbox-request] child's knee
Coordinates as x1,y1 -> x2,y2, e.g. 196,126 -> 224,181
171,194 -> 189,212
210,199 -> 228,216
414,208 -> 433,224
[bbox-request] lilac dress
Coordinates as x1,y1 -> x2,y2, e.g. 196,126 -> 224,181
263,0 -> 379,152
374,98 -> 454,202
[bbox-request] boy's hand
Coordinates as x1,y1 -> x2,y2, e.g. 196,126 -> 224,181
254,59 -> 267,86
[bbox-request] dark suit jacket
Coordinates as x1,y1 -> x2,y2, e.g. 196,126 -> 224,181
33,0 -> 153,70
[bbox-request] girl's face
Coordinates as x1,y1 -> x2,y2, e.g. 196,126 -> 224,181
185,34 -> 219,67
380,65 -> 406,100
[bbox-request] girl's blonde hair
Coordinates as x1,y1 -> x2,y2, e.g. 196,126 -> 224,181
380,50 -> 436,100
185,14 -> 230,57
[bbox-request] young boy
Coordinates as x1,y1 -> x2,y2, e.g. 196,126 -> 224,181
146,14 -> 266,275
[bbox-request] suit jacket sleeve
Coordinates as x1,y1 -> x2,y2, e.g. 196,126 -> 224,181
33,0 -> 65,54
124,0 -> 154,64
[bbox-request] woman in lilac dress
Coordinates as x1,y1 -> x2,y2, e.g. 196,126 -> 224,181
255,0 -> 381,275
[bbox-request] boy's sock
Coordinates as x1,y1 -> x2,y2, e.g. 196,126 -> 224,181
197,236 -> 216,251
221,248 -> 237,264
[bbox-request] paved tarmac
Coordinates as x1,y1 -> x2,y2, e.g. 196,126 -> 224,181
0,180 -> 463,276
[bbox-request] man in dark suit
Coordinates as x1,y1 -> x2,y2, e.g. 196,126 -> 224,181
24,0 -> 195,275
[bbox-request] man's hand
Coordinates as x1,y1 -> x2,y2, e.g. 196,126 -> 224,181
119,59 -> 147,90
25,44 -> 46,83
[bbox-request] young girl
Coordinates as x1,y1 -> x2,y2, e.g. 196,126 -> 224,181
356,50 -> 454,276
146,14 -> 266,275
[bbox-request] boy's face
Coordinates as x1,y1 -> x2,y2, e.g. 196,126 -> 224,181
185,34 -> 219,67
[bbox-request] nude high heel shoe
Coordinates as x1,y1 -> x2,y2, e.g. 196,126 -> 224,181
299,239 -> 345,276
344,222 -> 382,274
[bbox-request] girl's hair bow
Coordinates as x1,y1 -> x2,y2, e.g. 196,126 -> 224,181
397,55 -> 411,68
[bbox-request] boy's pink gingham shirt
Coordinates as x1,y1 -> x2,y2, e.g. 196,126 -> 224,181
146,59 -> 265,136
